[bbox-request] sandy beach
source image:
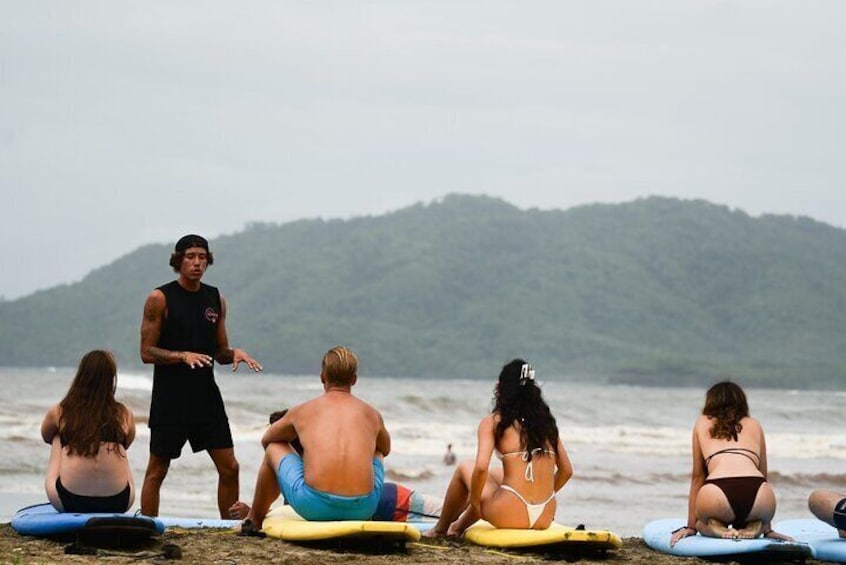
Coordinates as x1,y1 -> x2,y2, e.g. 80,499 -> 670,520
0,524 -> 831,565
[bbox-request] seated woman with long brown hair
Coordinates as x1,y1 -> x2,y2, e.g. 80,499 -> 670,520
670,381 -> 790,546
41,350 -> 136,513
425,359 -> 573,537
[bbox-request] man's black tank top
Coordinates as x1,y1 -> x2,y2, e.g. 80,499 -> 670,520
149,281 -> 227,427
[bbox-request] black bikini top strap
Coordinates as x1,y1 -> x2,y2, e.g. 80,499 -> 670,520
704,447 -> 760,467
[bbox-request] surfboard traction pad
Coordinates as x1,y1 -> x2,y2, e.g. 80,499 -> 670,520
690,543 -> 813,565
15,517 -> 163,552
75,516 -> 161,546
774,518 -> 846,563
281,534 -> 414,553
262,531 -> 420,553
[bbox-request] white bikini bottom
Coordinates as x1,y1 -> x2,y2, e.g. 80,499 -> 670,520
500,485 -> 555,527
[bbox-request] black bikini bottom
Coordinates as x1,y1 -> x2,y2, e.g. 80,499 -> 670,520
56,477 -> 131,513
705,476 -> 765,528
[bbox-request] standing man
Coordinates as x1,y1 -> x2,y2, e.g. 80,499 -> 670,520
140,234 -> 262,518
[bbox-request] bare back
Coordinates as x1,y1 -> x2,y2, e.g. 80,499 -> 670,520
472,414 -> 572,530
496,424 -> 557,501
694,415 -> 766,480
283,391 -> 388,495
42,404 -> 135,504
56,442 -> 133,495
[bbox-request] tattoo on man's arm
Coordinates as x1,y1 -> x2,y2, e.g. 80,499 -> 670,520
148,347 -> 183,364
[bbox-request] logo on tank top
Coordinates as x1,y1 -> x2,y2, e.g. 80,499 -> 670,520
204,307 -> 219,323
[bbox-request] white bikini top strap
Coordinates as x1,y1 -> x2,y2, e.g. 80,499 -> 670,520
522,449 -> 542,482
505,448 -> 555,482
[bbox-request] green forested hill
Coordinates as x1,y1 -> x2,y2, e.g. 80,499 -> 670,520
2,195 -> 844,388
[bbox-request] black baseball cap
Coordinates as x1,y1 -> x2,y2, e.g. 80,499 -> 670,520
174,234 -> 209,253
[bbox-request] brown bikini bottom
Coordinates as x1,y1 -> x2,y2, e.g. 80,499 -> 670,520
56,477 -> 130,513
704,476 -> 765,528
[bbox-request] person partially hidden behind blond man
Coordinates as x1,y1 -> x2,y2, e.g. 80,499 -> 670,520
239,346 -> 390,535
808,490 -> 846,538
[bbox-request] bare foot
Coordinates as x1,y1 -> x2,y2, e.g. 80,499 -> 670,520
445,525 -> 465,537
237,518 -> 266,538
706,518 -> 738,540
423,528 -> 447,539
229,501 -> 251,520
736,521 -> 763,539
763,529 -> 794,542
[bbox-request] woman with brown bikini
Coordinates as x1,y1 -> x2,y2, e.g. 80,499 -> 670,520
41,350 -> 136,513
671,381 -> 790,546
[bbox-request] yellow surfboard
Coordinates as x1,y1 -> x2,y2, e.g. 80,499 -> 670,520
464,521 -> 622,552
261,505 -> 421,543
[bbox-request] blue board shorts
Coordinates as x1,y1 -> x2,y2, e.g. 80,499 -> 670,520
276,453 -> 384,521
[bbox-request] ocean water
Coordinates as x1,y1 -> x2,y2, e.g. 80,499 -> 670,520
1,367 -> 844,536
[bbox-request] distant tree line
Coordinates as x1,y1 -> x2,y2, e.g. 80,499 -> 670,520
1,195 -> 845,389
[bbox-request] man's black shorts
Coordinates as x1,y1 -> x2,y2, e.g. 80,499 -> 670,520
150,420 -> 233,459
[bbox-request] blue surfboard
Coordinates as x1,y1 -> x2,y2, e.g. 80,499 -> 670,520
643,518 -> 811,560
775,519 -> 846,563
11,503 -> 165,537
157,516 -> 241,529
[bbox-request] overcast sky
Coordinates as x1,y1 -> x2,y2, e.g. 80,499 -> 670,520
1,1 -> 844,300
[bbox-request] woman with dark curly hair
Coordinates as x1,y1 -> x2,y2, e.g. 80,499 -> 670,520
41,350 -> 136,513
670,381 -> 790,546
425,359 -> 573,537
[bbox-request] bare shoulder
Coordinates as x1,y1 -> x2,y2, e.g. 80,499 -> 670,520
285,401 -> 307,418
349,395 -> 382,418
368,402 -> 385,422
46,403 -> 62,420
146,288 -> 165,302
357,395 -> 379,409
292,397 -> 333,420
119,403 -> 135,421
741,416 -> 763,432
693,414 -> 711,429
41,404 -> 62,441
143,289 -> 166,312
479,413 -> 496,431
691,414 -> 711,438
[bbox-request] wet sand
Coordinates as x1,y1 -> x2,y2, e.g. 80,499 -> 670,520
0,523 -> 831,565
